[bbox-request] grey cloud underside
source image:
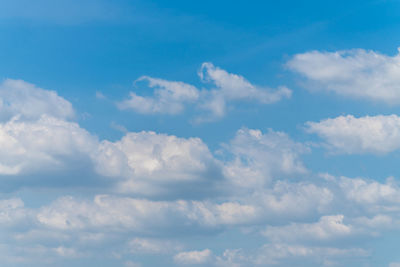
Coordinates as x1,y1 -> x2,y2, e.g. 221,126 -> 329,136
0,77 -> 398,266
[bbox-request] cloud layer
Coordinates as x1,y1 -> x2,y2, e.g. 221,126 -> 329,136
1,77 -> 399,266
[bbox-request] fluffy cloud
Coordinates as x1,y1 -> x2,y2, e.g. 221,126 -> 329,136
0,79 -> 74,121
0,115 -> 97,176
287,48 -> 400,103
223,128 -> 308,189
93,131 -> 222,197
306,115 -> 400,154
117,76 -> 199,115
118,63 -> 291,120
0,198 -> 29,227
2,78 -> 400,266
339,176 -> 400,212
199,62 -> 291,109
197,62 -> 291,120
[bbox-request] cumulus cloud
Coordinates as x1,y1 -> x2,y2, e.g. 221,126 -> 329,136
1,78 -> 399,266
3,173 -> 400,266
223,128 -> 308,189
199,62 -> 291,103
0,115 -> 97,176
117,76 -> 199,115
0,78 -> 223,197
93,131 -> 222,198
306,114 -> 400,154
339,176 -> 400,212
118,63 -> 291,121
0,79 -> 74,121
197,62 -> 291,120
287,48 -> 400,103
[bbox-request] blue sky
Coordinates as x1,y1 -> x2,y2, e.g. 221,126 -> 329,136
2,0 -> 400,266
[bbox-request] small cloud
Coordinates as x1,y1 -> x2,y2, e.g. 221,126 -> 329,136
96,91 -> 106,99
174,249 -> 213,265
110,121 -> 128,133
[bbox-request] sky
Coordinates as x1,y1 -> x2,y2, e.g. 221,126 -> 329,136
2,0 -> 400,266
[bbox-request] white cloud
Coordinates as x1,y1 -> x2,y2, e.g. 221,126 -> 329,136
93,131 -> 221,197
0,198 -> 29,227
287,48 -> 400,103
263,215 -> 353,243
306,115 -> 400,154
35,194 -> 260,232
339,176 -> 400,210
0,115 -> 97,175
117,76 -> 199,115
118,63 -> 291,121
1,78 -> 399,266
199,62 -> 291,103
0,79 -> 74,121
198,62 -> 291,119
252,181 -> 333,221
174,249 -> 213,265
223,128 -> 308,189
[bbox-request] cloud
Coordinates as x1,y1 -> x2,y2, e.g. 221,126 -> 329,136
0,115 -> 96,178
287,48 -> 400,103
35,194 -> 260,233
223,128 -> 308,189
1,78 -> 400,266
0,115 -> 97,176
0,79 -> 74,121
2,173 -> 399,266
128,238 -> 182,254
174,249 -> 213,265
306,115 -> 400,154
117,76 -> 199,115
118,63 -> 291,121
197,62 -> 291,120
0,198 -> 29,227
199,62 -> 291,103
263,215 -> 353,243
93,131 -> 222,198
339,176 -> 400,211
